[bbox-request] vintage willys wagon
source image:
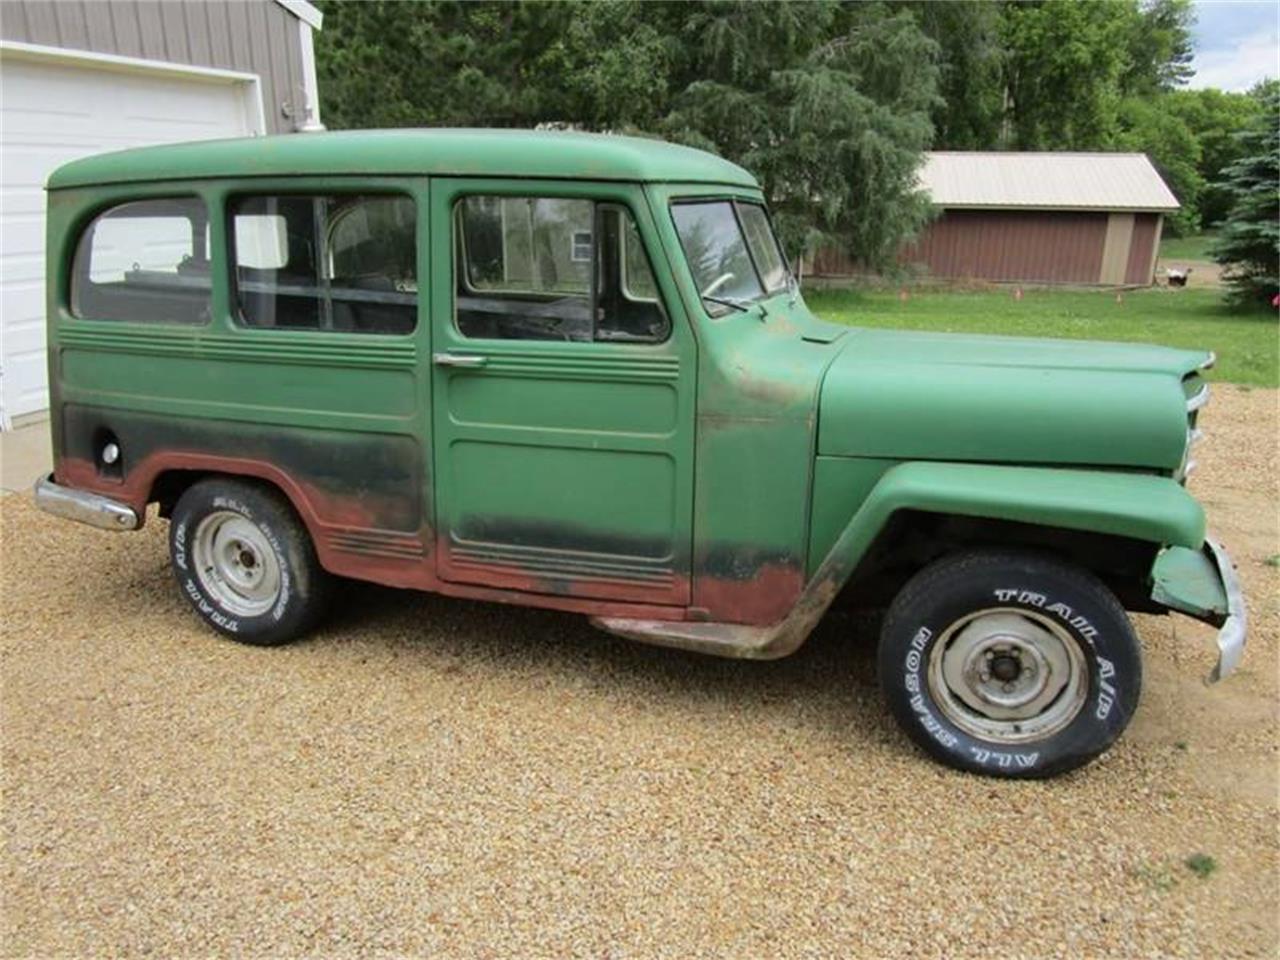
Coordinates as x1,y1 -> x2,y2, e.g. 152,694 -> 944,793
35,130 -> 1245,777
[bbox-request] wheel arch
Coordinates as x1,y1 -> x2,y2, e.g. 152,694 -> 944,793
597,461 -> 1206,660
815,461 -> 1206,613
143,457 -> 324,539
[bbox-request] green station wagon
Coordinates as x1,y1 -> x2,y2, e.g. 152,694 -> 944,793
35,130 -> 1246,778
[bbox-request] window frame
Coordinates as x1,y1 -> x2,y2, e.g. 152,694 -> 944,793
226,189 -> 419,337
451,193 -> 672,345
668,196 -> 793,316
734,201 -> 790,294
569,229 -> 593,264
619,217 -> 660,306
69,195 -> 213,327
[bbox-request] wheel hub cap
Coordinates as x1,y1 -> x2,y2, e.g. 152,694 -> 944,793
191,512 -> 282,618
928,609 -> 1088,743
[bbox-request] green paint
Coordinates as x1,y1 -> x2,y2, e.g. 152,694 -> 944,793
44,131 -> 1229,632
808,457 -> 895,574
810,462 -> 1206,593
1151,545 -> 1230,619
47,130 -> 756,191
820,328 -> 1200,469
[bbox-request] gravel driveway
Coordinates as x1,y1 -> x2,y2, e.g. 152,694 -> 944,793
3,385 -> 1276,959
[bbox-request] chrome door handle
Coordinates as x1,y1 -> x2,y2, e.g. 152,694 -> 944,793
433,353 -> 488,368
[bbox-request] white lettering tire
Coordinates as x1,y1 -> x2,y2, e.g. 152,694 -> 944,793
169,479 -> 329,646
878,550 -> 1141,779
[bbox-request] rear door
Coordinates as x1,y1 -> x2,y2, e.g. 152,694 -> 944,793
429,178 -> 694,606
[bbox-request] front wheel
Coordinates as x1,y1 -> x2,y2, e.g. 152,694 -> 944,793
878,550 -> 1141,779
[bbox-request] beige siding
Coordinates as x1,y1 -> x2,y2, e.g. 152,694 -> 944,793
1099,213 -> 1136,285
0,0 -> 305,134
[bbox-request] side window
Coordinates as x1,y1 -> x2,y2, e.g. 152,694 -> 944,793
454,195 -> 668,343
230,194 -> 416,335
70,198 -> 210,325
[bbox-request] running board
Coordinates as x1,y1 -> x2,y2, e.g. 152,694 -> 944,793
590,617 -> 786,658
592,570 -> 844,660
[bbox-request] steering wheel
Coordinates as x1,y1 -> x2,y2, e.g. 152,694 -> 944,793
701,272 -> 734,297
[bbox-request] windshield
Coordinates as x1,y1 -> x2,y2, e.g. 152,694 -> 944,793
671,200 -> 790,315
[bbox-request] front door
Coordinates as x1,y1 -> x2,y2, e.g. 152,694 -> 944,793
429,178 -> 695,606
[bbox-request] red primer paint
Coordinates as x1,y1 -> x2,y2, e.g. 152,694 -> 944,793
693,562 -> 806,625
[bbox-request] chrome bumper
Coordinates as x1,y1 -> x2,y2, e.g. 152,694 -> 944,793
33,473 -> 138,531
1204,537 -> 1247,683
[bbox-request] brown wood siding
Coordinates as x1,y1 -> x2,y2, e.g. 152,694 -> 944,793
901,210 -> 1109,284
811,209 -> 1130,285
1124,213 -> 1159,285
0,0 -> 306,135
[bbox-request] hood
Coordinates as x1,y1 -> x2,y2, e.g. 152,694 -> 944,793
818,327 -> 1208,471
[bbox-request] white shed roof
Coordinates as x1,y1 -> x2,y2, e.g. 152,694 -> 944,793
920,152 -> 1180,212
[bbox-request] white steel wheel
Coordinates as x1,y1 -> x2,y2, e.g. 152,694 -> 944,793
878,550 -> 1143,779
169,478 -> 329,646
191,510 -> 283,617
927,607 -> 1088,743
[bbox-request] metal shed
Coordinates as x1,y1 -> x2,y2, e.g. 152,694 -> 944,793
0,0 -> 323,428
813,152 -> 1181,287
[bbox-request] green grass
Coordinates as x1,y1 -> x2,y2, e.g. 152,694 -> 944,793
1159,231 -> 1217,263
805,286 -> 1278,387
1185,853 -> 1219,880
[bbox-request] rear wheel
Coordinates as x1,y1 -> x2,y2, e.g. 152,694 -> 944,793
878,550 -> 1141,778
169,478 -> 329,645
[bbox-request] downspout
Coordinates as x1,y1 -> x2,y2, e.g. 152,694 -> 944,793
277,0 -> 326,132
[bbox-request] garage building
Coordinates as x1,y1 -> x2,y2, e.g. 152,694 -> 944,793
0,0 -> 322,429
812,151 -> 1180,288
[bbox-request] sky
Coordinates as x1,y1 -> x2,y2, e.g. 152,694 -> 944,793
1188,1 -> 1279,91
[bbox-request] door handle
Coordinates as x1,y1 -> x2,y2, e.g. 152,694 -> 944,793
433,352 -> 488,368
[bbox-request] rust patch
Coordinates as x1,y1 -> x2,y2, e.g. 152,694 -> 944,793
693,561 -> 805,625
54,452 -> 693,624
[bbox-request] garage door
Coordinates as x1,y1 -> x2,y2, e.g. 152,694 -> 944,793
0,50 -> 261,427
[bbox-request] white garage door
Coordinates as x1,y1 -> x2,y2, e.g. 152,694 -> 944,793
0,49 -> 262,427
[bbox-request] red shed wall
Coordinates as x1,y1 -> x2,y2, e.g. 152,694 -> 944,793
1124,213 -> 1160,285
901,210 -> 1109,283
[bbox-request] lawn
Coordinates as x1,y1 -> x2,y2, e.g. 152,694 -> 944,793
1158,231 -> 1217,263
805,285 -> 1278,387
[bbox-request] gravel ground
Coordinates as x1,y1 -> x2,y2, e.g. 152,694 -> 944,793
2,386 -> 1277,959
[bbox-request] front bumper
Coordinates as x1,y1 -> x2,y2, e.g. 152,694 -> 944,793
1151,536 -> 1247,683
1204,538 -> 1247,683
33,473 -> 138,531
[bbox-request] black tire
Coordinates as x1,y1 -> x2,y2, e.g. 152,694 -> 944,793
878,550 -> 1141,779
168,478 -> 329,646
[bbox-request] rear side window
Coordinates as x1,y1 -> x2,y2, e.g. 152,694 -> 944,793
230,194 -> 417,335
70,198 -> 210,325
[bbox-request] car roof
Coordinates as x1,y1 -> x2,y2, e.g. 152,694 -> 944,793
47,128 -> 759,190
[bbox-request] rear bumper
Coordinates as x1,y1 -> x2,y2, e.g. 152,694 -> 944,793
1150,535 -> 1247,683
32,473 -> 138,531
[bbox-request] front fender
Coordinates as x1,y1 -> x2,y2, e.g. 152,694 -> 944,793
833,461 -> 1206,566
595,462 -> 1204,660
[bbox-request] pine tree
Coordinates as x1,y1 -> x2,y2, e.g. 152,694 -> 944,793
1209,88 -> 1280,306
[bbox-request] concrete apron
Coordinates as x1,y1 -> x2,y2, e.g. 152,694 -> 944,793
1,417 -> 52,495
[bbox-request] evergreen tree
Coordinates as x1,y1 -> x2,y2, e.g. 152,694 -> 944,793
656,2 -> 940,265
317,0 -> 941,271
1209,88 -> 1280,306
